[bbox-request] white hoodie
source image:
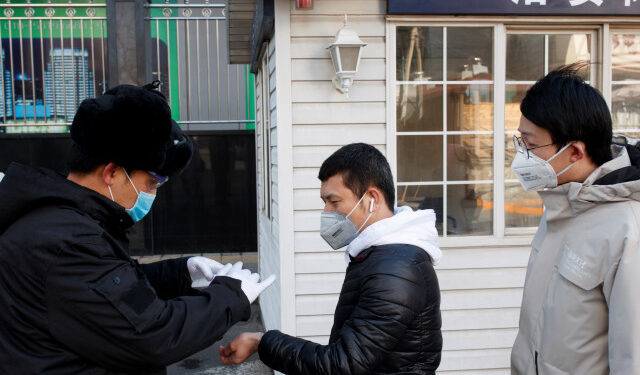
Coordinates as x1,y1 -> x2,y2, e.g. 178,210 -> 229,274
345,206 -> 442,266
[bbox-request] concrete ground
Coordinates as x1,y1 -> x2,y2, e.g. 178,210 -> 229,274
166,261 -> 273,375
167,304 -> 273,375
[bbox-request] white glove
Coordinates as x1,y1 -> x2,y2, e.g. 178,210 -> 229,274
215,261 -> 276,304
187,256 -> 225,288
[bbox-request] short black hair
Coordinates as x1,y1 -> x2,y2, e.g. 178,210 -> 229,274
520,63 -> 612,166
318,143 -> 395,211
67,143 -> 104,174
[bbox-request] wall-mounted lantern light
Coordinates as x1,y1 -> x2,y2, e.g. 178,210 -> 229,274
327,15 -> 366,97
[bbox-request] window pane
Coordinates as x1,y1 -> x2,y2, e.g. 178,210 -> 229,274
505,84 -> 530,132
612,33 -> 640,81
447,183 -> 493,236
396,27 -> 443,81
507,34 -> 544,81
448,135 -> 494,181
398,185 -> 444,235
397,135 -> 443,182
397,84 -> 443,132
505,183 -> 542,229
548,34 -> 591,79
612,84 -> 640,131
447,27 -> 493,81
447,84 -> 493,131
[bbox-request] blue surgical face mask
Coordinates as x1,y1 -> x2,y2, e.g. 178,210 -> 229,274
125,191 -> 155,223
107,170 -> 156,223
124,170 -> 155,222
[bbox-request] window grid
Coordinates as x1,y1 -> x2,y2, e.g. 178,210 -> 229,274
389,19 -> 640,244
503,29 -> 597,230
611,30 -> 640,137
396,25 -> 496,237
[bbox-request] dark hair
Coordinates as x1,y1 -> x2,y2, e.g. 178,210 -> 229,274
318,143 -> 395,211
67,143 -> 102,174
67,144 -> 135,175
520,63 -> 612,166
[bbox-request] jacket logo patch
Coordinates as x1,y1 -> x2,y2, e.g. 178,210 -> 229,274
564,248 -> 587,273
558,244 -> 601,291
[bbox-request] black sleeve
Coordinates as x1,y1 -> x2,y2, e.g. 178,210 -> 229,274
258,262 -> 430,375
46,244 -> 251,373
139,257 -> 192,299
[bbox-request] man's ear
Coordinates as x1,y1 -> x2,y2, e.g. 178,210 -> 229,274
569,142 -> 587,163
102,163 -> 119,186
367,188 -> 384,212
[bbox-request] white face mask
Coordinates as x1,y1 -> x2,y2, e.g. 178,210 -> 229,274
320,193 -> 374,250
511,142 -> 576,191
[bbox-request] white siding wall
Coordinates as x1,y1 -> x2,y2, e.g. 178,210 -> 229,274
289,0 -> 388,345
256,38 -> 281,331
257,1 -> 535,373
434,240 -> 529,374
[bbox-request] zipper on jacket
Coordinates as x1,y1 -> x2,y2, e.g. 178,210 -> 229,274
535,351 -> 540,375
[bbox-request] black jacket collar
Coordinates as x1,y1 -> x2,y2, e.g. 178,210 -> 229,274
594,144 -> 640,185
0,162 -> 133,235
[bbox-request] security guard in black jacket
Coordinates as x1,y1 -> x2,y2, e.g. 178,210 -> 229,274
0,83 -> 274,374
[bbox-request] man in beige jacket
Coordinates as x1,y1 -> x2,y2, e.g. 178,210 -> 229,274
511,64 -> 640,374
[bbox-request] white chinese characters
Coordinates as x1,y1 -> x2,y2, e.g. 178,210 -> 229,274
511,0 -> 547,4
569,0 -> 603,5
511,0 -> 638,7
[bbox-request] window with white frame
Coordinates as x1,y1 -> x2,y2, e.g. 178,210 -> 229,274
394,23 -> 607,238
396,26 -> 495,236
258,48 -> 271,220
611,31 -> 640,141
503,30 -> 596,230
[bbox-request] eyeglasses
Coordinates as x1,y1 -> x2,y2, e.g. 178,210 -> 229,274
147,171 -> 169,189
513,135 -> 555,159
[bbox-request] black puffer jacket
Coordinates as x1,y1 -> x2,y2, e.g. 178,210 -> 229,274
0,163 -> 250,374
259,244 -> 442,374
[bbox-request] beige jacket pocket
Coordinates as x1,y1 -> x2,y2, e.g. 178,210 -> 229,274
557,244 -> 601,291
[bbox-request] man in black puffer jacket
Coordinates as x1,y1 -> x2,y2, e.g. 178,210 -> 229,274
220,143 -> 443,374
